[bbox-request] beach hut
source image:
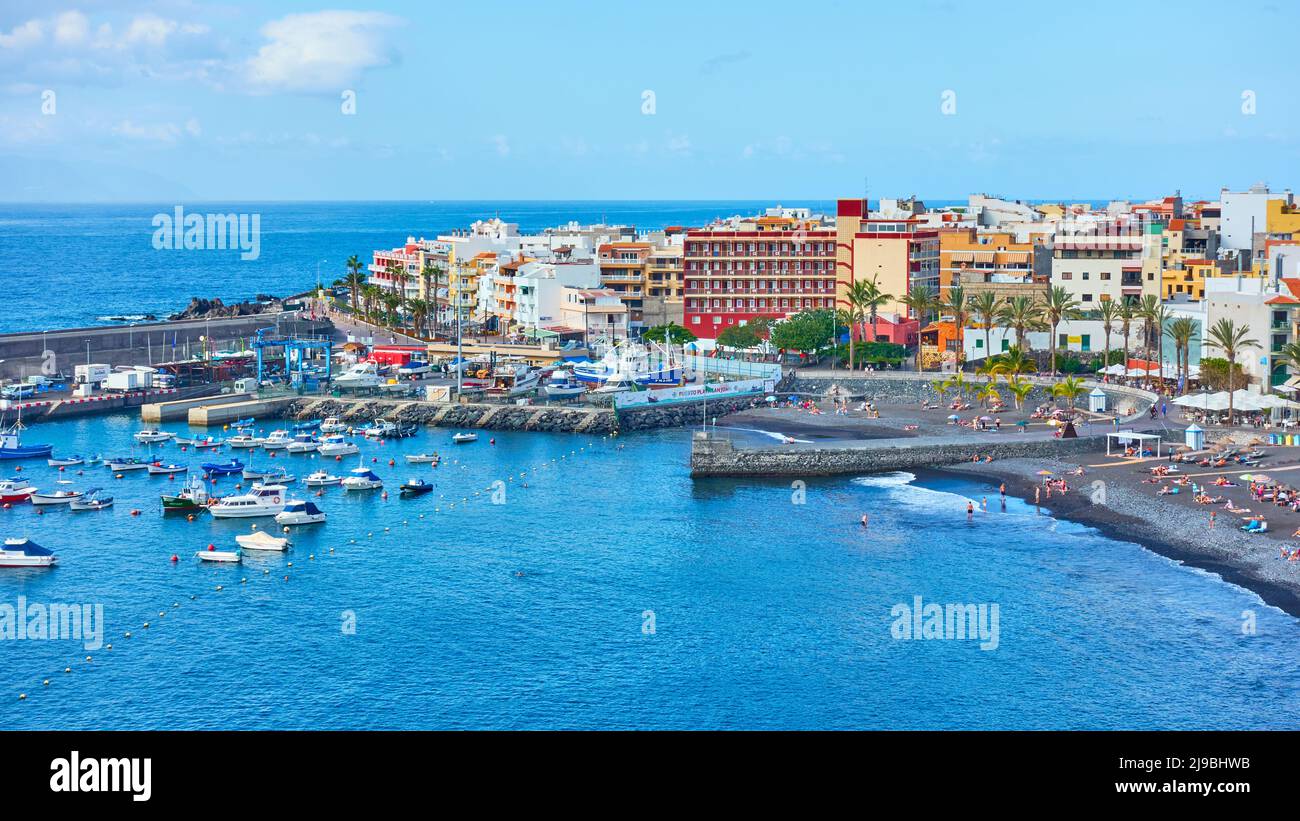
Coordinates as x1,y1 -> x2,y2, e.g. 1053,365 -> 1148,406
1087,387 -> 1107,413
1184,423 -> 1205,450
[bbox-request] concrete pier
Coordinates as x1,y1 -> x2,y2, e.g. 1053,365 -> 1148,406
187,397 -> 297,427
141,390 -> 250,423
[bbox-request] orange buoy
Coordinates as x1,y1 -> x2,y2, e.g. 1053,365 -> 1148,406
170,554 -> 178,562
130,509 -> 141,516
58,466 -> 65,472
207,544 -> 215,551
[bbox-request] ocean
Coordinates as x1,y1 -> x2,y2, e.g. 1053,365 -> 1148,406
0,200 -> 840,334
1,417 -> 1297,730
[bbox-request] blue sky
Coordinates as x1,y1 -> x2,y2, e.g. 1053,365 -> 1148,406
1,0 -> 1296,202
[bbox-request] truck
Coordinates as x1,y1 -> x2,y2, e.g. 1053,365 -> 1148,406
75,364 -> 112,385
105,370 -> 145,392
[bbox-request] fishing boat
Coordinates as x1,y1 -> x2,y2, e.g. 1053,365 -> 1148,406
47,455 -> 85,467
106,457 -> 150,472
201,459 -> 244,476
133,429 -> 174,444
284,433 -> 319,453
399,478 -> 433,497
189,436 -> 224,449
317,435 -> 359,457
0,479 -> 35,504
0,417 -> 53,460
452,432 -> 478,444
69,490 -> 113,511
31,483 -> 84,505
292,419 -> 322,432
146,462 -> 187,475
231,417 -> 256,429
405,453 -> 441,464
161,475 -> 211,512
227,433 -> 261,449
275,500 -> 326,526
319,417 -> 347,433
208,483 -> 289,518
0,537 -> 56,567
261,430 -> 292,450
341,468 -> 383,491
196,548 -> 241,563
361,419 -> 398,439
304,470 -> 342,487
235,531 -> 291,550
542,369 -> 586,400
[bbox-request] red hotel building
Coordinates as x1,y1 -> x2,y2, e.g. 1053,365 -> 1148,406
683,216 -> 838,338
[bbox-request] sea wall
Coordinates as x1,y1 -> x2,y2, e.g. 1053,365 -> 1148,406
689,431 -> 1109,478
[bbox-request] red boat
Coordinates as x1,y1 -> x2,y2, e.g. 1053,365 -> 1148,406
0,479 -> 37,504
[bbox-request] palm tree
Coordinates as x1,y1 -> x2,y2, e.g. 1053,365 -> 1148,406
1051,376 -> 1087,409
976,382 -> 1001,409
999,295 -> 1043,353
1098,299 -> 1121,374
899,285 -> 941,374
1165,316 -> 1198,389
933,379 -> 950,406
1136,294 -> 1162,388
841,283 -> 867,371
420,263 -> 444,338
975,358 -> 1000,389
848,276 -> 893,371
1118,300 -> 1135,371
343,255 -> 366,316
1205,318 -> 1260,423
944,285 -> 969,368
1147,303 -> 1171,389
1043,286 -> 1082,376
380,291 -> 402,329
385,263 -> 411,327
407,298 -> 430,339
991,345 -> 1036,378
943,371 -> 969,402
969,291 -> 1001,364
1273,341 -> 1300,385
1006,375 -> 1036,411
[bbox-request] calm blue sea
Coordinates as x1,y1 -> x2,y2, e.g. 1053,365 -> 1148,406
0,200 -> 842,334
1,417 -> 1297,729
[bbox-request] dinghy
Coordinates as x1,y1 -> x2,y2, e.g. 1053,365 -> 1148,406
196,548 -> 241,563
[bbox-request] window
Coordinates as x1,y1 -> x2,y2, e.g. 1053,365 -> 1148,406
691,316 -> 700,325
1082,294 -> 1092,302
1060,272 -> 1072,280
1081,334 -> 1091,352
975,339 -> 984,349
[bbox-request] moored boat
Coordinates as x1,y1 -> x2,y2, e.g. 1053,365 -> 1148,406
31,484 -> 84,505
399,478 -> 433,497
196,548 -> 241,563
235,531 -> 291,551
146,462 -> 187,475
47,455 -> 85,467
317,435 -> 359,457
161,475 -> 211,512
201,459 -> 244,476
133,429 -> 174,443
227,433 -> 261,449
261,430 -> 293,449
0,537 -> 56,567
285,433 -> 319,453
405,452 -> 441,464
69,490 -> 113,511
208,483 -> 289,518
319,417 -> 347,433
0,479 -> 36,503
0,420 -> 53,460
304,470 -> 342,487
275,499 -> 326,526
106,457 -> 150,472
341,468 -> 383,491
452,432 -> 478,444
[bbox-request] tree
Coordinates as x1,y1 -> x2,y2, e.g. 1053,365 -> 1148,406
1205,318 -> 1260,422
1043,286 -> 1082,376
999,295 -> 1043,352
976,382 -> 1001,409
1273,341 -> 1300,384
1136,294 -> 1164,389
990,345 -> 1037,378
899,285 -> 941,374
385,263 -> 411,328
1165,316 -> 1197,388
407,298 -> 430,339
943,285 -> 969,368
1118,299 -> 1135,371
643,323 -> 697,345
842,281 -> 867,372
717,323 -> 763,357
1006,375 -> 1036,410
769,309 -> 836,359
380,291 -> 402,329
1052,376 -> 1087,409
1098,299 -> 1121,378
420,263 -> 442,337
343,255 -> 366,316
853,276 -> 893,352
969,290 -> 1001,363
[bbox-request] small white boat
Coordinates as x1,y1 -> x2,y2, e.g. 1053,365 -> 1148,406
317,435 -> 359,457
275,499 -> 326,526
261,430 -> 293,450
69,490 -> 113,511
208,484 -> 289,518
30,484 -> 84,506
341,467 -> 383,491
196,548 -> 241,563
0,537 -> 57,567
189,437 -> 224,449
147,462 -> 187,475
134,429 -> 174,444
362,419 -> 397,439
405,453 -> 441,464
304,471 -> 342,487
452,433 -> 478,444
542,369 -> 586,400
47,455 -> 85,467
235,530 -> 291,550
284,433 -> 319,453
227,434 -> 261,449
319,417 -> 347,434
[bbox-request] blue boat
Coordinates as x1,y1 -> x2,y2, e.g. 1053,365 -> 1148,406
232,417 -> 256,429
201,459 -> 244,475
292,419 -> 321,432
0,423 -> 53,460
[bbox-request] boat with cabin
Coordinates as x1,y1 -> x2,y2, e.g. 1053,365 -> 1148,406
275,500 -> 326,526
0,537 -> 56,567
208,483 -> 290,518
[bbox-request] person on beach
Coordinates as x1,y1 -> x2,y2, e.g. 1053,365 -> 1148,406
1209,511 -> 1216,529
1034,487 -> 1041,508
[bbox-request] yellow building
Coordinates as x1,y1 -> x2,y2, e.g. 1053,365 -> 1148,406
1267,200 -> 1300,237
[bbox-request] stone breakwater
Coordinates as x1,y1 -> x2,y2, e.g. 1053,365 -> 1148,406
690,431 -> 1112,477
281,394 -> 767,434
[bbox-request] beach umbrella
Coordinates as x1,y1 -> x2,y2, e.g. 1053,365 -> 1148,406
765,396 -> 777,402
980,415 -> 994,422
947,414 -> 960,420
1252,474 -> 1272,483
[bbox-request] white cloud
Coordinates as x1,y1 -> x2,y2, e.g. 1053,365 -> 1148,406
0,20 -> 44,50
53,11 -> 89,46
245,11 -> 401,93
489,135 -> 510,157
112,119 -> 183,143
124,15 -> 179,47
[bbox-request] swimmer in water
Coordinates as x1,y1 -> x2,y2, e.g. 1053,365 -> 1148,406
967,501 -> 974,519
860,514 -> 869,527
981,496 -> 987,512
